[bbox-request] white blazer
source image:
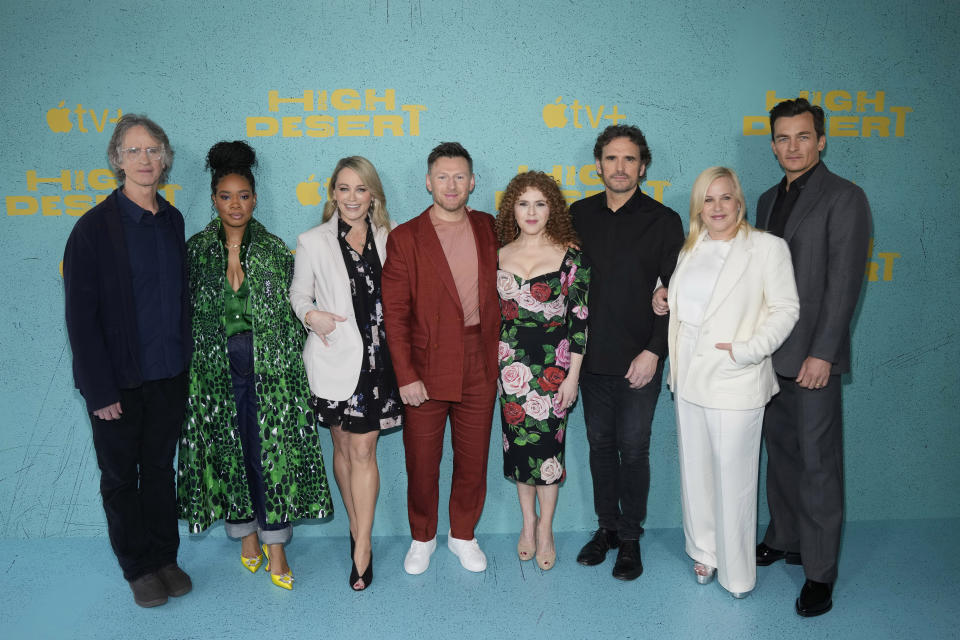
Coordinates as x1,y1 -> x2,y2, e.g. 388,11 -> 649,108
290,214 -> 390,401
667,227 -> 799,411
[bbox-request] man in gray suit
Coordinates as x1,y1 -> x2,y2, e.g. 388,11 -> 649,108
754,97 -> 872,617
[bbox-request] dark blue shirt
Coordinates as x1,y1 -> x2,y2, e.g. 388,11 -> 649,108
117,189 -> 185,381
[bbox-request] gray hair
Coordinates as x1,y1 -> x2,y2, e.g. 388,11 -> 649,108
106,114 -> 174,184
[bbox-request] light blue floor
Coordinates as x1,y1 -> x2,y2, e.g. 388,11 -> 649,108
3,519 -> 956,640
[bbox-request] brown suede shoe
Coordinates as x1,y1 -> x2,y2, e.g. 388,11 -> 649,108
156,564 -> 192,597
128,572 -> 168,608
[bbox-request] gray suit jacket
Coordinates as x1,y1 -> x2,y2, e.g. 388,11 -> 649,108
756,162 -> 872,377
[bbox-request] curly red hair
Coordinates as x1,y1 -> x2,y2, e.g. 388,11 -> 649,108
495,171 -> 580,247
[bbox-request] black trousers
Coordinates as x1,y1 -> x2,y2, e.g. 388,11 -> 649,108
580,366 -> 664,540
762,374 -> 844,583
90,372 -> 187,581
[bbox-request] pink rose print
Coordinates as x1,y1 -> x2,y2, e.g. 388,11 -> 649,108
502,433 -> 510,452
522,390 -> 550,421
555,427 -> 565,443
541,296 -> 566,320
555,338 -> 571,369
551,392 -> 568,418
573,305 -> 588,320
516,287 -> 544,313
501,361 -> 533,396
540,457 -> 563,484
498,340 -> 515,362
497,270 -> 521,299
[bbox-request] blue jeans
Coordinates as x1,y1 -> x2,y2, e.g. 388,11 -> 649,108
225,332 -> 291,544
580,366 -> 664,540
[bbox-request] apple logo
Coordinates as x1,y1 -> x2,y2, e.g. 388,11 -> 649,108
542,97 -> 568,129
296,175 -> 323,206
47,100 -> 73,133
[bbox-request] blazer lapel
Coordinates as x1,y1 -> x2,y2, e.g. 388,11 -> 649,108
783,163 -> 827,242
703,230 -> 751,320
417,209 -> 463,312
469,211 -> 496,322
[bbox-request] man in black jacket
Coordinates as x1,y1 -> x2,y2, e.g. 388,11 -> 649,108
63,114 -> 192,608
571,124 -> 684,580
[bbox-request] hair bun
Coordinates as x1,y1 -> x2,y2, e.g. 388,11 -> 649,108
206,140 -> 257,173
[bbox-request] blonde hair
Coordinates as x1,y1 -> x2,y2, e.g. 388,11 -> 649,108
321,156 -> 391,230
682,166 -> 752,253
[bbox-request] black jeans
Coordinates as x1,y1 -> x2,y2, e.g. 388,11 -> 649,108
90,372 -> 187,581
580,366 -> 663,540
225,331 -> 287,535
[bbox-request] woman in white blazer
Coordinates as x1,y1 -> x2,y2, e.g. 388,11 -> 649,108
657,166 -> 799,597
289,156 -> 401,591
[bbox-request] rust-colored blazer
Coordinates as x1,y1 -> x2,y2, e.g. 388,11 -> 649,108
382,207 -> 500,403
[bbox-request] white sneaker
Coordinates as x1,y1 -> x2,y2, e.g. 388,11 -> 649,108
447,530 -> 487,572
403,537 -> 437,575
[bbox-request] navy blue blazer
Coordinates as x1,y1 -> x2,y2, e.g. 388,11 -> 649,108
63,190 -> 191,412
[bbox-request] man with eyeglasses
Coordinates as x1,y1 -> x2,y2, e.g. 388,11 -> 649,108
63,114 -> 193,608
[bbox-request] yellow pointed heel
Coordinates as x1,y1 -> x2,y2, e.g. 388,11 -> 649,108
261,543 -> 294,590
240,553 -> 263,573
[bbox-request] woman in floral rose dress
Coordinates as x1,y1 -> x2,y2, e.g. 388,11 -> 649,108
495,171 -> 590,571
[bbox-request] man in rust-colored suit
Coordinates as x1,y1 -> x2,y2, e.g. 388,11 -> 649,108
382,142 -> 500,575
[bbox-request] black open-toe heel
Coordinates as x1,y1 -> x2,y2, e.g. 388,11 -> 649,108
350,550 -> 373,591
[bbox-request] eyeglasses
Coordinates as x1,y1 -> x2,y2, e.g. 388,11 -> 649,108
119,146 -> 164,161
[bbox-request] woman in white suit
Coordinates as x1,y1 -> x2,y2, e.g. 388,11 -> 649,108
656,166 -> 799,598
290,156 -> 402,591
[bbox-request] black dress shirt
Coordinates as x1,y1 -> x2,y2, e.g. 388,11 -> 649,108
767,162 -> 820,238
117,189 -> 185,381
571,188 -> 684,376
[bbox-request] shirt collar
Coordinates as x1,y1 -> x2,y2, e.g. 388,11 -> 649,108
778,161 -> 820,194
603,186 -> 644,214
116,187 -> 168,222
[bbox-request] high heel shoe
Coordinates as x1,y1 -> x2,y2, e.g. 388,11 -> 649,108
517,518 -> 537,561
262,543 -> 294,590
536,548 -> 556,571
350,550 -> 373,591
240,552 -> 263,573
694,562 -> 716,585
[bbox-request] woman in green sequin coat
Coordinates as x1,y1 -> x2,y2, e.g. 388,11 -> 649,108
177,141 -> 332,590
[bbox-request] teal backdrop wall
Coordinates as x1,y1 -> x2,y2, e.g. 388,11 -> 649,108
2,0 -> 957,541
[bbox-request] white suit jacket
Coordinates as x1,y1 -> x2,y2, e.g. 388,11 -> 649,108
667,227 -> 799,410
290,214 -> 390,401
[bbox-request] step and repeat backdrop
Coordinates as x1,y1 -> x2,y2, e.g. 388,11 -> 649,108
2,0 -> 957,539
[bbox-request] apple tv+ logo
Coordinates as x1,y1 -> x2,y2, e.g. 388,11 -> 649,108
541,97 -> 626,130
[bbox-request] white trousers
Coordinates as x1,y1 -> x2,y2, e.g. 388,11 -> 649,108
675,325 -> 763,593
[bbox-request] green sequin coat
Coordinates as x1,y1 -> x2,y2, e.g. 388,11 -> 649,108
178,218 -> 333,532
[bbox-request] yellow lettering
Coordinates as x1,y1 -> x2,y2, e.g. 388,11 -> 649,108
281,117 -> 304,137
584,105 -> 605,128
26,170 -> 71,192
157,184 -> 181,206
603,105 -> 626,125
579,165 -> 601,186
268,90 -> 314,112
401,104 -> 426,136
247,117 -> 279,137
87,169 -> 117,190
890,106 -> 912,136
825,91 -> 852,111
332,89 -> 362,110
861,116 -> 889,137
304,115 -> 335,137
337,115 -> 370,137
856,91 -> 885,112
743,116 -> 770,136
41,195 -> 62,216
643,180 -> 671,203
6,196 -> 38,216
877,252 -> 900,281
373,114 -> 404,136
365,89 -> 396,111
828,116 -> 859,137
64,194 -> 92,216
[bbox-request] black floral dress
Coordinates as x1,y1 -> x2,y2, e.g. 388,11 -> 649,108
497,248 -> 590,485
309,217 -> 403,434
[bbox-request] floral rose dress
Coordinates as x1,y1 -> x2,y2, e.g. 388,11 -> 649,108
497,248 -> 590,485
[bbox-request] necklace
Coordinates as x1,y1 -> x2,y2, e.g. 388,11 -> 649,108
225,242 -> 241,249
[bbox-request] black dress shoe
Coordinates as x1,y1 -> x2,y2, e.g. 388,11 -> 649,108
796,579 -> 833,617
128,573 -> 168,608
612,539 -> 643,581
156,563 -> 192,597
576,528 -> 620,566
756,542 -> 802,566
